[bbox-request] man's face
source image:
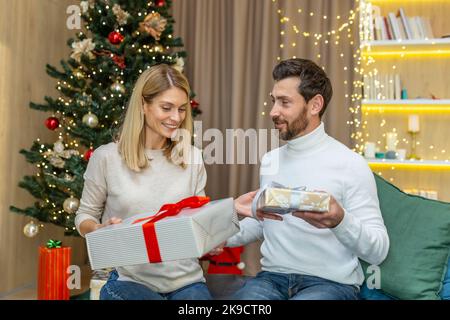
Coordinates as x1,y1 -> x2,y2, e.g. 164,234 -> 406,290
270,77 -> 309,141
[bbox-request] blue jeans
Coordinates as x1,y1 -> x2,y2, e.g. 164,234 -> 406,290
100,270 -> 212,300
232,271 -> 360,300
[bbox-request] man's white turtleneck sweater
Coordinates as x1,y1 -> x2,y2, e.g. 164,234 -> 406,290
227,122 -> 390,286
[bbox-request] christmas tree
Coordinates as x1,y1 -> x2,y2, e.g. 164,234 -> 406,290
11,0 -> 201,237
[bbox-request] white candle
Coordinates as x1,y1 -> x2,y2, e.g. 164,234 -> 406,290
396,149 -> 407,161
408,115 -> 420,133
386,132 -> 398,151
364,142 -> 376,158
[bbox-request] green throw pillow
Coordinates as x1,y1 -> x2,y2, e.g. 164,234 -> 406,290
361,174 -> 450,300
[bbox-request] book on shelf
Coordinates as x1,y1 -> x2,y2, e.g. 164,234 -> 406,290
423,17 -> 435,39
408,17 -> 426,39
396,16 -> 407,40
394,75 -> 401,101
398,8 -> 413,40
388,12 -> 402,40
363,73 -> 402,100
367,6 -> 435,41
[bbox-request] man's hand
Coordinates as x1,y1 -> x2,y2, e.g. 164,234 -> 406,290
234,190 -> 258,218
255,210 -> 283,222
292,195 -> 344,229
208,242 -> 226,256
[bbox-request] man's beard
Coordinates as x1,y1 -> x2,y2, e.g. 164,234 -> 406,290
273,108 -> 309,141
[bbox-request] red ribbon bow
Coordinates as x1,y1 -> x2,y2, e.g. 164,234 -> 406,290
133,196 -> 210,263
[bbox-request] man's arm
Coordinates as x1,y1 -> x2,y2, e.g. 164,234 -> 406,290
331,157 -> 390,265
293,157 -> 389,265
226,218 -> 264,247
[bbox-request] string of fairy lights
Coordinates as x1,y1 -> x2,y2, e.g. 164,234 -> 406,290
272,0 -> 449,156
274,1 -> 359,62
358,0 -> 450,170
270,0 -> 450,191
269,0 -> 362,148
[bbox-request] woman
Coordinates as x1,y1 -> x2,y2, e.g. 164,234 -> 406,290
75,64 -> 212,300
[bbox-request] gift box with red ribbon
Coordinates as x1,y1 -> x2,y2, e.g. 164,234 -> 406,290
37,240 -> 71,300
86,196 -> 239,270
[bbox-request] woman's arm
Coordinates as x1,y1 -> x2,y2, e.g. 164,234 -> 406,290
75,146 -> 122,237
75,176 -> 107,237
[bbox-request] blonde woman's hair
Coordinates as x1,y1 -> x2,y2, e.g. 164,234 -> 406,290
117,64 -> 193,172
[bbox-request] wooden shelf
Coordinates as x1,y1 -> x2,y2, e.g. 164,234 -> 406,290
368,159 -> 450,170
366,0 -> 450,5
361,39 -> 450,56
363,99 -> 450,105
362,99 -> 450,113
362,39 -> 450,46
359,1 -> 450,201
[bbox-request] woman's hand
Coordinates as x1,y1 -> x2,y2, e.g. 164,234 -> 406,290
234,190 -> 259,218
208,242 -> 226,256
94,217 -> 123,231
80,217 -> 122,237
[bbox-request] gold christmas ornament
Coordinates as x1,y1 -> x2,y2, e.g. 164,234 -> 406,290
110,81 -> 126,94
63,197 -> 80,214
73,68 -> 85,79
64,173 -> 76,182
82,112 -> 99,128
153,45 -> 164,53
23,220 -> 39,238
139,12 -> 167,40
77,93 -> 92,107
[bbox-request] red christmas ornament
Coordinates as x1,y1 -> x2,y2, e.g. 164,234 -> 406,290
108,31 -> 124,45
155,0 -> 166,7
45,117 -> 59,131
84,149 -> 94,161
190,99 -> 200,109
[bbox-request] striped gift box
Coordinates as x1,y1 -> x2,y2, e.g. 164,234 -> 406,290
86,198 -> 239,270
37,246 -> 71,300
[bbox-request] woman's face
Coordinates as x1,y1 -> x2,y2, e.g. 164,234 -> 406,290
143,86 -> 189,141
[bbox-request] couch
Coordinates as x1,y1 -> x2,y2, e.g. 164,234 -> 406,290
88,174 -> 450,300
205,174 -> 450,300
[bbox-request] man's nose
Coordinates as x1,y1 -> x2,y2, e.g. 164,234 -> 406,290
270,104 -> 280,119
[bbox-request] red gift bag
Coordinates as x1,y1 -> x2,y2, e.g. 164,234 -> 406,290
37,245 -> 71,300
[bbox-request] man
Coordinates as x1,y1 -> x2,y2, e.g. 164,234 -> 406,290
228,58 -> 389,300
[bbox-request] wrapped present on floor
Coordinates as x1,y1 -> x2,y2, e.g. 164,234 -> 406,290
38,240 -> 71,300
252,182 -> 331,216
86,196 -> 239,270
